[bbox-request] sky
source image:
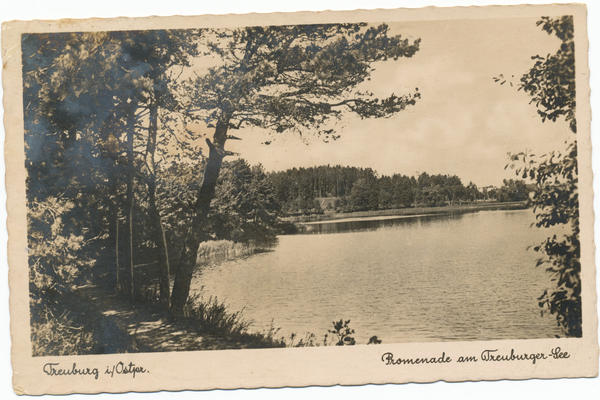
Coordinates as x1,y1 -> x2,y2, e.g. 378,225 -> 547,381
208,17 -> 573,188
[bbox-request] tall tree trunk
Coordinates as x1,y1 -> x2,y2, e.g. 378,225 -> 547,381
115,210 -> 120,291
127,168 -> 135,299
108,172 -> 121,292
148,183 -> 170,308
146,102 -> 171,308
170,115 -> 229,314
126,111 -> 136,300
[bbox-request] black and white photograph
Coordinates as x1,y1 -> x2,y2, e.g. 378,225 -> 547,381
2,1 -> 598,396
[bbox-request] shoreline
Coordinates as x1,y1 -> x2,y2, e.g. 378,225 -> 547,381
32,200 -> 531,356
283,201 -> 528,224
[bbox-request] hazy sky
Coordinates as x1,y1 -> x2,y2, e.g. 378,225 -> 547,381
200,16 -> 573,188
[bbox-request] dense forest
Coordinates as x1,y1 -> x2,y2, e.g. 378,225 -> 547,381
269,166 -> 530,215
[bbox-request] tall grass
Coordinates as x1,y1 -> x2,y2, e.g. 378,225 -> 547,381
285,332 -> 329,347
182,293 -> 286,348
196,240 -> 255,261
183,292 -> 251,336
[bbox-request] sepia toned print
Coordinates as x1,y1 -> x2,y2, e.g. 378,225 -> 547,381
3,3 -> 597,395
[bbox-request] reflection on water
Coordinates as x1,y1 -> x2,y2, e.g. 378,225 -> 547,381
300,212 -> 466,235
191,209 -> 565,344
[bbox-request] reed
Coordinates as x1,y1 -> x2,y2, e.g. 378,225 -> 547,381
196,240 -> 255,261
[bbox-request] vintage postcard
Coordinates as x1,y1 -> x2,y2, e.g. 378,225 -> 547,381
3,3 -> 598,395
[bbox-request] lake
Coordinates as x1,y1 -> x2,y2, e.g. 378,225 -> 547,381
190,209 -> 564,344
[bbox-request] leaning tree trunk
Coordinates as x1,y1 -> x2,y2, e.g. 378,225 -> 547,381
170,116 -> 230,314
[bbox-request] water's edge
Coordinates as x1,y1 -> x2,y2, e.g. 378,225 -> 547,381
192,208 -> 562,344
284,201 -> 527,223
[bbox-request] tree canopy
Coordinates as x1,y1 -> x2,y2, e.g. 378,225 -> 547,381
503,15 -> 580,337
182,24 -> 421,140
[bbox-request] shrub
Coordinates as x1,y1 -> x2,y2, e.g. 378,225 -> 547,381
329,319 -> 356,346
31,305 -> 98,356
28,198 -> 95,305
28,197 -> 98,355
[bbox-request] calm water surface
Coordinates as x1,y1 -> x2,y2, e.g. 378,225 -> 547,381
191,209 -> 564,344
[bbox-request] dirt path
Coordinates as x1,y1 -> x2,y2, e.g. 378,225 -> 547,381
73,284 -> 255,354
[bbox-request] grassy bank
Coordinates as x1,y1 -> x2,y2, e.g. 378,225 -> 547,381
181,292 -> 286,349
182,294 -> 381,347
283,201 -> 528,224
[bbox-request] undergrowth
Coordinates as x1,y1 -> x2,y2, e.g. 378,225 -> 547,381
31,305 -> 98,356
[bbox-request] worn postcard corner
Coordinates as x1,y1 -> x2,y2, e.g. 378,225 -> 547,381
2,2 -> 598,395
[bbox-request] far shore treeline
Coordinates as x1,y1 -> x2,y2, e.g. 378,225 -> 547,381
268,165 -> 530,215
